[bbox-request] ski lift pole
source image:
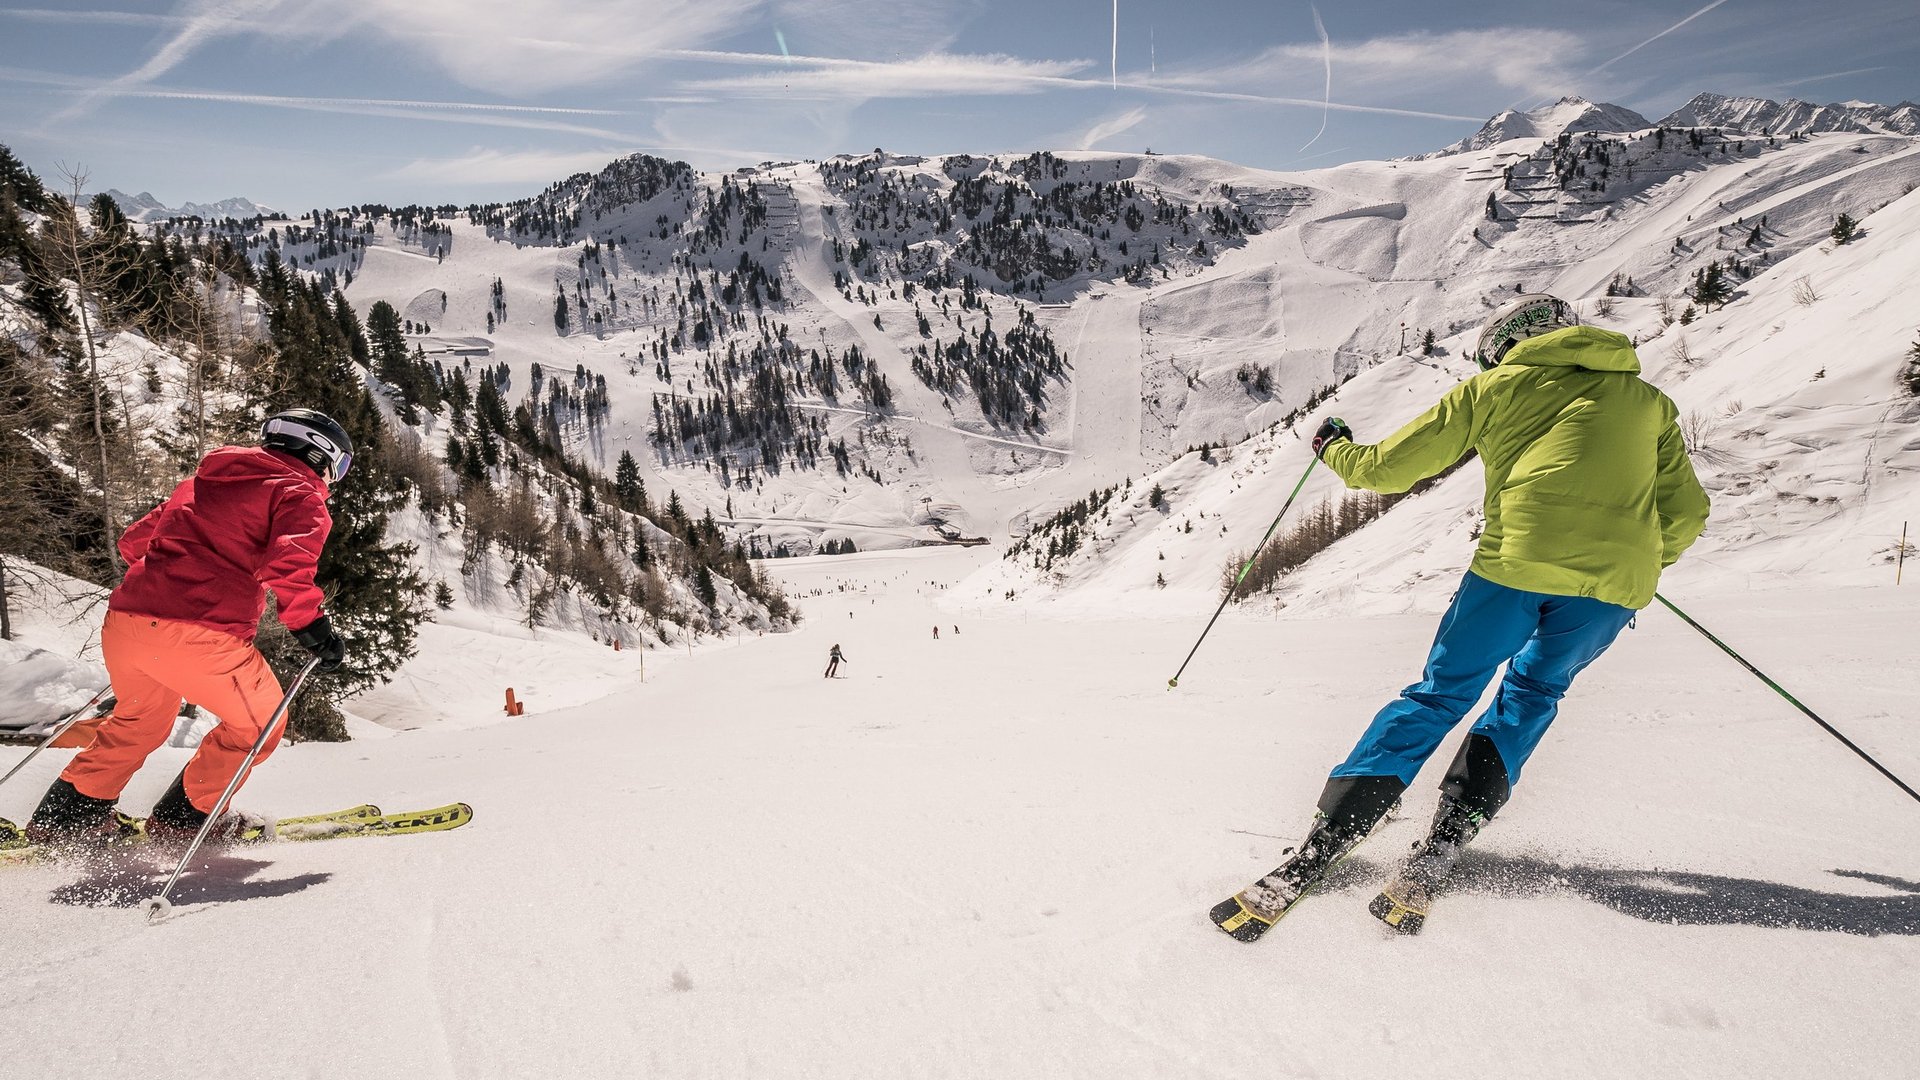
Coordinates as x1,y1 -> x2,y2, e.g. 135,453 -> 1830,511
1168,456 -> 1319,689
144,657 -> 321,923
1654,593 -> 1920,807
0,684 -> 114,793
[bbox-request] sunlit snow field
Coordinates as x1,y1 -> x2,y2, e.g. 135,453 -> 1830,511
4,546 -> 1916,1079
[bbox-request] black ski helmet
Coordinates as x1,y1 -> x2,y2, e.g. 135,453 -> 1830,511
262,408 -> 353,483
1473,293 -> 1579,371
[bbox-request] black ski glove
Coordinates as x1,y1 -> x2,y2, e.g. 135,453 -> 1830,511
292,614 -> 347,674
1312,417 -> 1353,459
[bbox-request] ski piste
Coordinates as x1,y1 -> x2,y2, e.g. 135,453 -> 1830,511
0,801 -> 473,867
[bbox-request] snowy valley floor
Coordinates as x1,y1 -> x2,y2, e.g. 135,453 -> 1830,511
3,546 -> 1918,1079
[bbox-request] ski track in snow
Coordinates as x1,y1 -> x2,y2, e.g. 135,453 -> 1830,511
3,547 -> 1918,1078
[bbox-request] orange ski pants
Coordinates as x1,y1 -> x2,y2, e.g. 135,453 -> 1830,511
62,611 -> 287,812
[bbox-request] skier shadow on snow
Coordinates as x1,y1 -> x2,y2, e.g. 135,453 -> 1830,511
49,854 -> 331,910
1323,852 -> 1920,936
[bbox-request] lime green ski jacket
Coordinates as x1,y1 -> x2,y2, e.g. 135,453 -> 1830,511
1319,325 -> 1709,609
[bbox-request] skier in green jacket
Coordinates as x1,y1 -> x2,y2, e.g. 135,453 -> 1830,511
1216,294 -> 1710,939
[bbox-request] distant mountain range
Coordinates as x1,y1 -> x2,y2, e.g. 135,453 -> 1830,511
1656,92 -> 1920,136
97,188 -> 275,223
1424,92 -> 1920,159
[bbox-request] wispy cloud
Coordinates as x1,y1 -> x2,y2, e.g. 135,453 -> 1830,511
389,147 -> 635,186
1297,5 -> 1331,154
1160,29 -> 1580,111
675,47 -> 1477,122
0,8 -> 190,27
684,52 -> 1093,100
2,66 -> 647,140
54,0 -> 770,116
1121,81 -> 1482,122
51,0 -> 282,123
1078,106 -> 1147,150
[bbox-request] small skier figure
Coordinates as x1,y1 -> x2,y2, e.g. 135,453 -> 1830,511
932,625 -> 939,639
1218,296 -> 1709,939
27,409 -> 353,846
823,644 -> 848,679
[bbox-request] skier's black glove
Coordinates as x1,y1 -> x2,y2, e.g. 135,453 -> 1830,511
1312,417 -> 1353,459
292,614 -> 347,675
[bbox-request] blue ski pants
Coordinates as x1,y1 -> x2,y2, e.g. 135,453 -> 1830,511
1331,572 -> 1636,788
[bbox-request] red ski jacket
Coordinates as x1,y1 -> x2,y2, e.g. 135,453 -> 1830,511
109,446 -> 332,640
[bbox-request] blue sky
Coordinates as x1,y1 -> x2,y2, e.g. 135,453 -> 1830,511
1,0 -> 1914,210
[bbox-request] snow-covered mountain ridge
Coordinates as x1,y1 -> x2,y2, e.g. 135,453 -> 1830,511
124,102 -> 1920,608
1659,93 -> 1920,136
1421,96 -> 1652,158
98,188 -> 276,223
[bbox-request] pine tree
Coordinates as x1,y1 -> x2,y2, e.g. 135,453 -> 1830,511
694,563 -> 717,609
262,281 -> 427,740
614,450 -> 645,510
1831,213 -> 1859,244
1905,337 -> 1920,396
1421,328 -> 1437,356
632,526 -> 652,569
1691,262 -> 1731,311
364,299 -> 422,421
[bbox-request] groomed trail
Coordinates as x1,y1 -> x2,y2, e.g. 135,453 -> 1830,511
3,546 -> 1918,1078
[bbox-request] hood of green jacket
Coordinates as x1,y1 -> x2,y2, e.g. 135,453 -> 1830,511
1501,325 -> 1640,374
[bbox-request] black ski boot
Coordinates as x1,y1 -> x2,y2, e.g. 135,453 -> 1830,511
1371,734 -> 1511,935
24,778 -> 119,846
145,772 -> 275,846
1370,796 -> 1488,934
1212,775 -> 1405,941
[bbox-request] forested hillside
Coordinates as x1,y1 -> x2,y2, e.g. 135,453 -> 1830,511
0,146 -> 793,740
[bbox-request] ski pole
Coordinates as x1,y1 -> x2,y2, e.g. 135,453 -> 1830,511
0,684 -> 114,794
144,656 -> 321,923
1654,592 -> 1920,807
1168,456 -> 1319,689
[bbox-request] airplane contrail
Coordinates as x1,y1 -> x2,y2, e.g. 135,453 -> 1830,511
1297,5 -> 1331,153
1588,0 -> 1734,75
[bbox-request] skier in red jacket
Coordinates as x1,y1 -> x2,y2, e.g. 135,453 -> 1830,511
27,409 -> 353,845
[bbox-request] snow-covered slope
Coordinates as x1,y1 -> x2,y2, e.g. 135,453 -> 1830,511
3,546 -> 1916,1078
1660,93 -> 1920,136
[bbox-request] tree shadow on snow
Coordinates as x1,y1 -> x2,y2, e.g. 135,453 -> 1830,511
49,852 -> 331,910
1413,851 -> 1920,937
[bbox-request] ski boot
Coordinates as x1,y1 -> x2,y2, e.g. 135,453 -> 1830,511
1370,733 -> 1512,935
23,778 -> 122,848
1212,775 -> 1404,942
1370,795 -> 1487,934
143,772 -> 277,848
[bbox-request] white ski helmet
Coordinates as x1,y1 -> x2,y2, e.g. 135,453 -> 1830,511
262,408 -> 353,483
1473,293 -> 1579,371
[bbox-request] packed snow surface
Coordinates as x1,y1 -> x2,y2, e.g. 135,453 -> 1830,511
3,546 -> 1917,1078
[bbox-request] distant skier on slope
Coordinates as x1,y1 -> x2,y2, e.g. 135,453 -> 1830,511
25,410 -> 353,846
932,625 -> 939,639
1218,295 -> 1710,939
823,644 -> 848,679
